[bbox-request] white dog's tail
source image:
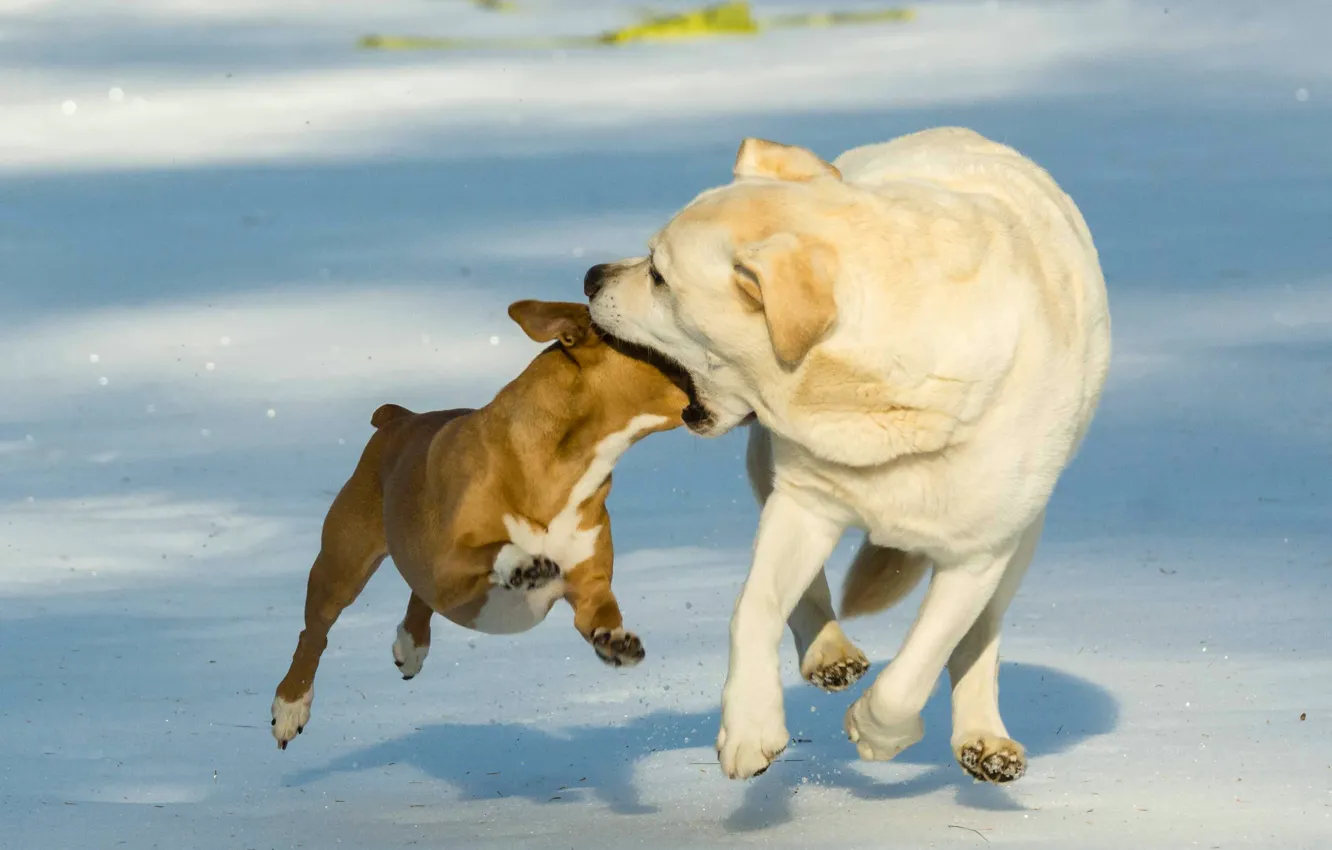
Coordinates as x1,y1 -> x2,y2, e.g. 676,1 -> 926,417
840,542 -> 929,619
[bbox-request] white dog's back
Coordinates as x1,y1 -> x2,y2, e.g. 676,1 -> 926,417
835,127 -> 1111,451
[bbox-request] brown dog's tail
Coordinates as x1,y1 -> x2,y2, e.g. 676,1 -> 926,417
840,542 -> 930,619
370,403 -> 414,429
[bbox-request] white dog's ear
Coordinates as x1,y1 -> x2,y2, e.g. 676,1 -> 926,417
733,233 -> 837,367
734,139 -> 841,182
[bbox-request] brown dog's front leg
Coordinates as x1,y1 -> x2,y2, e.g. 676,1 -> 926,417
564,527 -> 643,668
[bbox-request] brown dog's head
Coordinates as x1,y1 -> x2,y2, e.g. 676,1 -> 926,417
507,299 -> 691,431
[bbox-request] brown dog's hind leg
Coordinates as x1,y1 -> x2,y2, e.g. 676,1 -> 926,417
391,592 -> 433,680
272,439 -> 388,750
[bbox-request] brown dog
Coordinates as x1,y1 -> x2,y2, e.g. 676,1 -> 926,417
271,300 -> 688,749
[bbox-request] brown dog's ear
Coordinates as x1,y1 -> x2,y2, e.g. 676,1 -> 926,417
734,138 -> 841,182
507,300 -> 592,347
733,233 -> 837,367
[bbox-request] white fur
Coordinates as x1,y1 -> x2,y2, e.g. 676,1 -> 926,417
590,128 -> 1111,779
271,690 -> 312,747
471,414 -> 668,636
489,542 -> 540,586
470,581 -> 567,635
391,622 -> 429,677
502,413 -> 667,568
717,490 -> 844,778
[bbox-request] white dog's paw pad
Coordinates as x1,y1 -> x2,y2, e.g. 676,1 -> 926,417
392,624 -> 429,680
798,627 -> 870,693
271,691 -> 313,750
956,736 -> 1027,783
591,627 -> 645,668
806,656 -> 870,692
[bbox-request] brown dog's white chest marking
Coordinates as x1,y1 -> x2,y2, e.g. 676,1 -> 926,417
469,412 -> 668,635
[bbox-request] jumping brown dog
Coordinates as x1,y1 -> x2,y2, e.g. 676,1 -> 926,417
271,300 -> 689,749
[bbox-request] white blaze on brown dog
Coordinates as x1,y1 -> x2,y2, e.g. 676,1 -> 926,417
270,300 -> 687,749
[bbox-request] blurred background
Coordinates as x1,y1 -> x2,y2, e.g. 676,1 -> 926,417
2,1 -> 1329,847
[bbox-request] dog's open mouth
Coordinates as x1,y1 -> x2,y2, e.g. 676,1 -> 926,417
594,324 -> 717,431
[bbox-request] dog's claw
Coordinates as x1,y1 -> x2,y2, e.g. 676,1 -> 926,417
591,627 -> 645,667
501,555 -> 562,590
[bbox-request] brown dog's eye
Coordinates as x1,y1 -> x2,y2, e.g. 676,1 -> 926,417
649,263 -> 666,288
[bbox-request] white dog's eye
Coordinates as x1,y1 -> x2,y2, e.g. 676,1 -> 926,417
649,262 -> 667,288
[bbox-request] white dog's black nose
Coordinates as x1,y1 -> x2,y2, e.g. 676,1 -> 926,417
583,264 -> 609,299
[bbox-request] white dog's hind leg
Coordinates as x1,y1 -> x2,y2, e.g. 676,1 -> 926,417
788,570 -> 870,691
844,544 -> 1015,763
718,490 -> 845,780
948,512 -> 1044,783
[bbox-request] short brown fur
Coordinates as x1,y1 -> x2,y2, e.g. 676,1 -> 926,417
271,300 -> 687,748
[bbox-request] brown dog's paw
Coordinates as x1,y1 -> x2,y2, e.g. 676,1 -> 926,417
391,623 -> 429,680
591,627 -> 645,668
500,555 -> 561,590
271,691 -> 313,750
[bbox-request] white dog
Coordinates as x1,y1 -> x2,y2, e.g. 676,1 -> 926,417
585,127 -> 1111,783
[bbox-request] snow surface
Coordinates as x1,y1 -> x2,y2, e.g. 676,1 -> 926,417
2,0 -> 1331,847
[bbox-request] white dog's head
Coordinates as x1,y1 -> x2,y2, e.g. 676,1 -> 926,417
585,139 -> 855,437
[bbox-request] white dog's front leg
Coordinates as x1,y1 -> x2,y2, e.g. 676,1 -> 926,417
718,490 -> 844,780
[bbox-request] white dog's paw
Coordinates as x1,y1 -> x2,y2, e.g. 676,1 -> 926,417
954,734 -> 1027,783
271,690 -> 313,750
799,629 -> 870,693
716,711 -> 789,780
844,694 -> 923,761
392,623 -> 429,680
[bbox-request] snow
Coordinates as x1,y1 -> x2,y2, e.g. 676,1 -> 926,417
2,0 -> 1330,846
